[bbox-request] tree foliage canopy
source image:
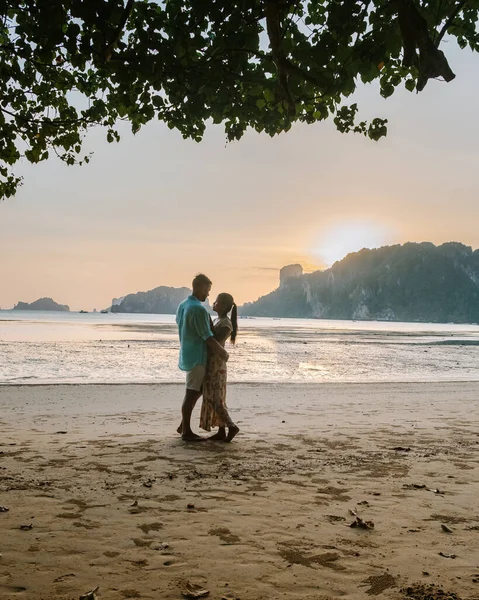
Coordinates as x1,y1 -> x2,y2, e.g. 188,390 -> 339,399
1,0 -> 478,198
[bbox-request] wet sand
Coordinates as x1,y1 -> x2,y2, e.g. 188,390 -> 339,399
0,383 -> 479,600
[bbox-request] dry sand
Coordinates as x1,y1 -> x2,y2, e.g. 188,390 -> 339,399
0,382 -> 478,600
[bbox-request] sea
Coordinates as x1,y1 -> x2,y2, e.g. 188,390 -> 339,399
1,310 -> 479,385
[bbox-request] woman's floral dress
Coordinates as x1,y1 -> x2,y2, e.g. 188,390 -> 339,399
200,317 -> 233,431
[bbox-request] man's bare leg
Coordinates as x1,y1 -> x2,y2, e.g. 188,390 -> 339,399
181,389 -> 203,441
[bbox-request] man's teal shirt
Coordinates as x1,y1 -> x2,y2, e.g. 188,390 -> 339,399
176,295 -> 213,371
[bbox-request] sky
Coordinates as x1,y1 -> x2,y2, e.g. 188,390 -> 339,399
1,44 -> 479,311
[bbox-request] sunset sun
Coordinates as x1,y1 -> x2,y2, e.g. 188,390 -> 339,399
313,220 -> 396,267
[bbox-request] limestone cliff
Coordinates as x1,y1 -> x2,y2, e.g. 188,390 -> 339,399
241,242 -> 479,323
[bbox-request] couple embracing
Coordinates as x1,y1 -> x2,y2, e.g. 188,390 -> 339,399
176,273 -> 239,442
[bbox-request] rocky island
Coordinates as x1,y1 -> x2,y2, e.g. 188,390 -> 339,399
110,285 -> 191,314
13,298 -> 70,312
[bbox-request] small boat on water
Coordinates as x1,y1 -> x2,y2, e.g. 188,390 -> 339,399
100,309 -> 108,314
79,310 -> 88,314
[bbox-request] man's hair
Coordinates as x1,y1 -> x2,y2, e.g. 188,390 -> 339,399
192,273 -> 212,288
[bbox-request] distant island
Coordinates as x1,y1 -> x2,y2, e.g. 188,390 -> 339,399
13,297 -> 70,312
241,242 -> 479,323
110,285 -> 191,314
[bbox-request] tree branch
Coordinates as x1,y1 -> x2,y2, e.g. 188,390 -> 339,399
435,0 -> 468,45
265,0 -> 296,110
104,0 -> 135,62
0,107 -> 99,127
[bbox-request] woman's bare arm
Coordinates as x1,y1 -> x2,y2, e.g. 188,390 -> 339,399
206,336 -> 229,361
212,326 -> 232,345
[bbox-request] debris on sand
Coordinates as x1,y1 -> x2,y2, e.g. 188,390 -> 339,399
19,523 -> 33,530
350,516 -> 375,530
182,581 -> 210,598
54,573 -> 76,583
349,508 -> 374,530
403,484 -> 445,494
0,506 -> 9,512
392,447 -> 411,452
441,524 -> 453,534
156,542 -> 169,551
439,552 -> 456,559
401,583 -> 462,599
79,586 -> 99,600
187,503 -> 195,510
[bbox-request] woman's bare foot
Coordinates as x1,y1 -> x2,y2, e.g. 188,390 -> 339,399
208,428 -> 226,441
224,425 -> 240,443
176,423 -> 183,435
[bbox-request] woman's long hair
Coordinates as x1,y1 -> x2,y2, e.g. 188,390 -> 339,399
217,293 -> 238,344
230,302 -> 238,344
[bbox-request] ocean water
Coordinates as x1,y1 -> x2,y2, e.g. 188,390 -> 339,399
1,310 -> 479,384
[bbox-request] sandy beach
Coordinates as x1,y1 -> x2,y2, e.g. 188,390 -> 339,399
1,382 -> 479,600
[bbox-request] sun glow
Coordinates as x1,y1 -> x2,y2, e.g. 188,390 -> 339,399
313,219 -> 396,267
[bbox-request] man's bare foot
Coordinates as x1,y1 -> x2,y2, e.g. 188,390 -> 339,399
182,432 -> 205,442
208,430 -> 226,441
224,425 -> 240,443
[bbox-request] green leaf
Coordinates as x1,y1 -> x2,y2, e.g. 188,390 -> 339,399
405,78 -> 416,92
263,88 -> 275,103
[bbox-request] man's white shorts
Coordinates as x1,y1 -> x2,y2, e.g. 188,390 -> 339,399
185,364 -> 206,392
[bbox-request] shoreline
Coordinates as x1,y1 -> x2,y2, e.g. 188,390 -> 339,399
3,377 -> 479,387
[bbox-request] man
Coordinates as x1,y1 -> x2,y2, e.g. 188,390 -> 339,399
176,273 -> 229,441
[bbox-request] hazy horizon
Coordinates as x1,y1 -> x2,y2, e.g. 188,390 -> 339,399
2,42 -> 479,312
2,238 -> 478,311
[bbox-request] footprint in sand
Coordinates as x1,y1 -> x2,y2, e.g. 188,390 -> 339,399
132,538 -> 153,547
56,512 -> 83,519
325,515 -> 347,523
73,521 -> 101,529
362,573 -> 397,596
121,589 -> 141,598
0,585 -> 28,593
316,485 -> 352,502
208,527 -> 241,544
137,522 -> 163,534
128,559 -> 148,567
278,542 -> 345,571
54,573 -> 76,583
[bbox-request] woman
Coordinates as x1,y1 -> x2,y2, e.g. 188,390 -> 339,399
200,293 -> 239,442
